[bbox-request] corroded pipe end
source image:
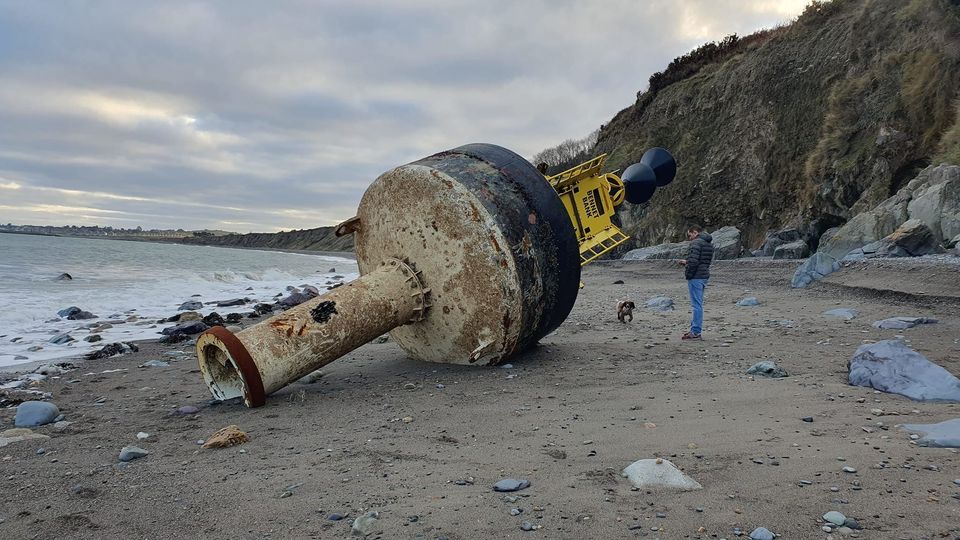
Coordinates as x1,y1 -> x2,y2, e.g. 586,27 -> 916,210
196,326 -> 266,408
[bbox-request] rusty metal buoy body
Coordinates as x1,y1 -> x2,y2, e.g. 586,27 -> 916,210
197,144 -> 581,407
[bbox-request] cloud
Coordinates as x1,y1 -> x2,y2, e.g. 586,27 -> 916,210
0,0 -> 809,232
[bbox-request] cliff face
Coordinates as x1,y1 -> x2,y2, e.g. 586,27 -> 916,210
180,226 -> 354,253
596,0 -> 960,248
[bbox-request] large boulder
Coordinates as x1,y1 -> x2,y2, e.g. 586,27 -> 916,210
759,228 -> 801,256
710,226 -> 742,260
773,240 -> 810,260
848,340 -> 960,402
874,219 -> 940,256
791,252 -> 839,288
845,219 -> 941,259
906,167 -> 960,242
622,242 -> 690,261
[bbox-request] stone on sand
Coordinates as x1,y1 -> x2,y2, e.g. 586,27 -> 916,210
493,479 -> 530,492
823,308 -> 858,320
351,510 -> 379,536
848,340 -> 960,402
118,445 -> 149,462
791,252 -> 840,288
872,316 -> 938,330
644,296 -> 674,311
622,459 -> 702,490
749,527 -> 775,540
900,418 -> 960,448
15,401 -> 60,427
736,297 -> 759,307
746,361 -> 788,378
0,428 -> 50,448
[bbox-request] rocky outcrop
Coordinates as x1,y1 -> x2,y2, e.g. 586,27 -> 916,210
843,219 -> 941,260
820,165 -> 959,258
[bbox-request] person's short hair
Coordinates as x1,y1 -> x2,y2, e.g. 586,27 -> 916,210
687,224 -> 702,233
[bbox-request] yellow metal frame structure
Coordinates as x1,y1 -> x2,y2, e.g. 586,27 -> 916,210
546,154 -> 630,266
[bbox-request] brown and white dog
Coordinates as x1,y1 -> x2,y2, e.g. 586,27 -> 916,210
617,300 -> 635,323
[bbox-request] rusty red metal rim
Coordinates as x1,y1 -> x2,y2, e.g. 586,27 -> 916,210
202,326 -> 266,408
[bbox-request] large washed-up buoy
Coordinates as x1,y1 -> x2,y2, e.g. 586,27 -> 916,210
197,144 -> 581,407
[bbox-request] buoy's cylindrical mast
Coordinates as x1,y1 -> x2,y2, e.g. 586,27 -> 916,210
196,258 -> 429,407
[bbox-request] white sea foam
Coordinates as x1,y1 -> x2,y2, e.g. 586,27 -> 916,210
0,234 -> 357,368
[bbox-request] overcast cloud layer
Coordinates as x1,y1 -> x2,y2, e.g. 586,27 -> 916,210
0,1 -> 808,232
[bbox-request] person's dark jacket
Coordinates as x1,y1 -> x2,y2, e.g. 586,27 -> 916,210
685,232 -> 714,280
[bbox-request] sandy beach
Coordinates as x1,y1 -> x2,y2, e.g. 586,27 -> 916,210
1,259 -> 958,539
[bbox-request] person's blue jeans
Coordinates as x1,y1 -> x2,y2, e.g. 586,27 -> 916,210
687,278 -> 708,335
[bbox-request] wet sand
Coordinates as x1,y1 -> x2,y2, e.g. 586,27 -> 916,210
1,259 -> 958,539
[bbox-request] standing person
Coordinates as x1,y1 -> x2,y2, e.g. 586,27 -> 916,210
677,225 -> 713,340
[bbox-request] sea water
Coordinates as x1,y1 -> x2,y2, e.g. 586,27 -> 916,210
0,233 -> 357,367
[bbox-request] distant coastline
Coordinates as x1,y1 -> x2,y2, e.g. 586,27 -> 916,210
0,223 -> 354,254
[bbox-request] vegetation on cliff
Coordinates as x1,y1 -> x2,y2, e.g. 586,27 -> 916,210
549,0 -> 960,248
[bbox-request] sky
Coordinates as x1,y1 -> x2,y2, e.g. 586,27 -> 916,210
0,1 -> 810,232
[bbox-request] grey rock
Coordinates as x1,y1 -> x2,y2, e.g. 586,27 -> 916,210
736,297 -> 759,307
823,511 -> 846,526
216,298 -> 247,307
760,228 -> 802,256
493,478 -> 530,492
178,301 -> 203,311
67,310 -> 97,320
749,527 -> 775,540
901,418 -> 960,448
843,517 -> 862,530
869,219 -> 941,257
49,333 -> 75,345
161,321 -> 209,336
710,226 -> 743,260
85,342 -> 139,360
818,226 -> 840,250
83,334 -> 103,343
872,316 -> 937,330
622,458 -> 702,490
55,272 -> 73,281
15,401 -> 60,427
622,241 -> 690,261
34,364 -> 62,376
279,291 -> 315,308
159,333 -> 190,345
791,252 -> 840,288
644,296 -> 674,311
351,510 -> 379,536
520,521 -> 538,531
139,360 -> 169,368
824,308 -> 858,320
57,306 -> 82,318
746,361 -> 788,378
773,240 -> 809,260
177,405 -> 200,415
118,445 -> 149,462
510,508 -> 522,516
848,340 -> 960,402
